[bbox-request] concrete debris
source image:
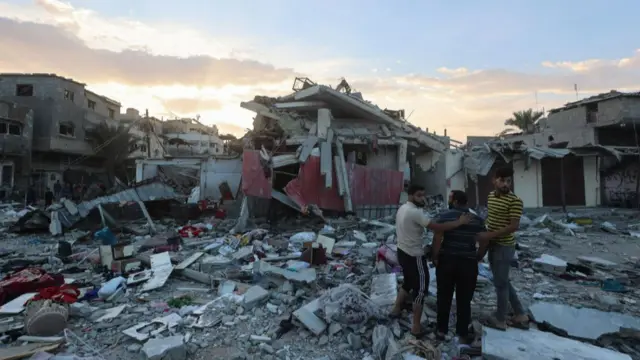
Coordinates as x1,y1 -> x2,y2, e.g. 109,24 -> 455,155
141,335 -> 186,360
0,170 -> 639,360
529,302 -> 640,341
483,327 -> 632,360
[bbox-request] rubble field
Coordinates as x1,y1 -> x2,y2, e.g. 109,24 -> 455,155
0,202 -> 638,360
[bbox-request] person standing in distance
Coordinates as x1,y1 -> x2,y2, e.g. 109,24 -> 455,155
476,167 -> 529,331
389,184 -> 472,338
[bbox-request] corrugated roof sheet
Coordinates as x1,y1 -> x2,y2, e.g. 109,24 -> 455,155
464,147 -> 496,176
526,147 -> 570,160
57,182 -> 181,228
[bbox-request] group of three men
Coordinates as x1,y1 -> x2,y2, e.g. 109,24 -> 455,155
390,166 -> 529,344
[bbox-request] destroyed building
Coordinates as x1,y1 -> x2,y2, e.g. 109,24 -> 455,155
161,118 -> 225,157
239,77 -> 450,218
462,90 -> 640,209
0,73 -> 122,196
0,99 -> 34,198
133,78 -> 452,218
120,108 -> 166,160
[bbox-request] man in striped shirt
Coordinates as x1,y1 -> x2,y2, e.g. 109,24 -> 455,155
476,166 -> 529,331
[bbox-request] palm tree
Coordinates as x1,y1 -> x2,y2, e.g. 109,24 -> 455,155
502,109 -> 545,135
85,122 -> 138,185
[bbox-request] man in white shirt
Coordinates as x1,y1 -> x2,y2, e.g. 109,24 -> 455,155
389,184 -> 471,338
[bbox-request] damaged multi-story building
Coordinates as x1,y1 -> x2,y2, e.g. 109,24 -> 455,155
0,73 -> 124,194
462,90 -> 640,209
239,77 -> 451,217
120,108 -> 166,160
133,78 -> 453,218
162,118 -> 224,157
0,99 -> 34,198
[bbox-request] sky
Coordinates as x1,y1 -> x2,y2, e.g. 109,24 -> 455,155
1,0 -> 640,140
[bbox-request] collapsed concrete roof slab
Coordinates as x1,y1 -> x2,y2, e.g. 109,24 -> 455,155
529,302 -> 640,341
292,84 -> 447,152
273,101 -> 328,111
482,327 -> 631,360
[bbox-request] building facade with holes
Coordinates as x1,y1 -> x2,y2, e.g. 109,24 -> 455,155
464,91 -> 640,209
0,73 -> 122,196
120,108 -> 166,160
0,99 -> 34,197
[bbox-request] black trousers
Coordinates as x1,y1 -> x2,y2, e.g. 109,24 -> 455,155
398,248 -> 429,305
436,254 -> 478,337
398,249 -> 429,305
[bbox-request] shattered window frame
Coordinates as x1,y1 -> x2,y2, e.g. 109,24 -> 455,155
58,122 -> 76,137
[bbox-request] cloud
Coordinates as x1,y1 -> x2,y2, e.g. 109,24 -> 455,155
395,50 -> 640,99
0,17 -> 295,87
541,50 -> 640,73
159,98 -> 224,114
350,50 -> 640,139
216,122 -> 250,136
436,67 -> 471,77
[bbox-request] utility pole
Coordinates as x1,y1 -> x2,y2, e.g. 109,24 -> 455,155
145,109 -> 151,158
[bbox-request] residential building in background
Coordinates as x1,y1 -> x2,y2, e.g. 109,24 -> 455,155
162,131 -> 224,156
0,73 -> 232,199
0,73 -> 124,194
120,108 -> 165,159
463,90 -> 640,209
163,118 -> 219,135
162,118 -> 224,156
0,99 -> 34,195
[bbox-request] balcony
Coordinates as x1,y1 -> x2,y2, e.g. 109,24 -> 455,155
0,134 -> 29,155
49,136 -> 94,155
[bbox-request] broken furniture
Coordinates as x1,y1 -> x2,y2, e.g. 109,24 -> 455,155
100,241 -> 140,274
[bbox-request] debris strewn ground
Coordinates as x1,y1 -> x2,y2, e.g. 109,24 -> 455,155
0,199 -> 638,360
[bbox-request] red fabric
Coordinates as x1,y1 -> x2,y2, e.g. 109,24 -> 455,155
179,226 -> 202,238
31,284 -> 80,304
0,268 -> 65,305
214,209 -> 227,219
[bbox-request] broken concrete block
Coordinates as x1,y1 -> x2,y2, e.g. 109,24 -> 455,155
254,260 -> 317,283
482,327 -> 631,360
243,285 -> 269,309
595,293 -> 623,311
529,302 -> 640,340
218,280 -> 236,296
200,255 -> 232,273
231,246 -> 254,261
577,256 -> 618,270
142,335 -> 186,360
532,254 -> 567,274
293,299 -> 327,335
369,273 -> 397,307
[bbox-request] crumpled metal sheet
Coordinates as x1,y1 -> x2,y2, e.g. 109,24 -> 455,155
57,182 -> 181,228
464,148 -> 496,177
526,147 -> 570,160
